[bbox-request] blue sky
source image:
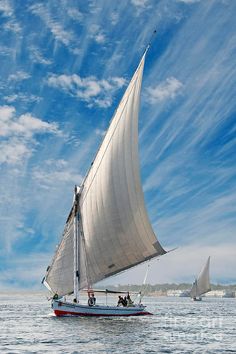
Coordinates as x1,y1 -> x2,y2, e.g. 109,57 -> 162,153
0,0 -> 235,290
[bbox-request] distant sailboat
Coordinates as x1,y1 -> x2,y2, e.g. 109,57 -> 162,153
42,45 -> 167,317
190,257 -> 211,301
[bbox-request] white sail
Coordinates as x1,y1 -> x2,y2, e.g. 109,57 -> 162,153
44,50 -> 166,296
78,51 -> 166,289
190,256 -> 211,298
45,208 -> 75,296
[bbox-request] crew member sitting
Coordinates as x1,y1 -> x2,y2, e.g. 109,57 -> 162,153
127,292 -> 134,306
117,295 -> 124,306
117,295 -> 128,307
88,292 -> 96,306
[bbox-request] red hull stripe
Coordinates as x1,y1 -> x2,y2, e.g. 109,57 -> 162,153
54,309 -> 152,317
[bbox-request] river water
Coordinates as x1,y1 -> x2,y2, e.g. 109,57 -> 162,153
0,293 -> 235,353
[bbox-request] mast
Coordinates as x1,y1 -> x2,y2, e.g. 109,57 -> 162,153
73,186 -> 79,301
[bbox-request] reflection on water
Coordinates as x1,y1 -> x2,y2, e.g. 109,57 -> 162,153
0,293 -> 235,353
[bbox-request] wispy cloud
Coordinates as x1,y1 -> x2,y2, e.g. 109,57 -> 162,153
146,77 -> 183,104
32,159 -> 83,189
29,3 -> 74,46
131,0 -> 150,7
47,73 -> 126,108
177,0 -> 201,4
110,11 -> 119,26
89,24 -> 106,44
8,71 -> 31,82
131,0 -> 151,13
29,46 -> 53,65
0,138 -> 32,165
4,93 -> 42,104
67,7 -> 83,22
0,252 -> 52,289
0,0 -> 13,17
0,0 -> 22,33
3,19 -> 21,33
0,45 -> 14,56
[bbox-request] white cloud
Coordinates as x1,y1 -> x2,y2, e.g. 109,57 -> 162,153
153,243 -> 236,284
131,0 -> 150,8
130,0 -> 151,15
178,0 -> 201,3
33,159 -> 83,187
0,45 -> 14,56
29,46 -> 52,65
95,128 -> 106,136
67,7 -> 83,22
70,47 -> 82,55
29,3 -> 74,46
92,97 -> 112,108
3,19 -> 21,33
4,93 -> 42,103
95,33 -> 106,44
89,24 -> 106,44
100,243 -> 236,285
0,1 -> 22,33
8,71 -> 31,82
47,73 -> 126,108
0,105 -> 15,121
0,252 -> 52,289
0,107 -> 59,138
110,11 -> 119,25
0,138 -> 33,164
0,105 -> 61,165
18,114 -> 58,136
0,0 -> 13,17
146,77 -> 183,104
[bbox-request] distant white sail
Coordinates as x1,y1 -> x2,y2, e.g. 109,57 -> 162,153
44,50 -> 166,296
190,256 -> 211,298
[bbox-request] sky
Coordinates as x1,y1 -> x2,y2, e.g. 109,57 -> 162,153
0,0 -> 235,291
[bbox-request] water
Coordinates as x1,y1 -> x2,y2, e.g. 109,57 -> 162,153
0,293 -> 235,353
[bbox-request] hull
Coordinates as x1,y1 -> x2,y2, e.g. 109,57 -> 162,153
192,297 -> 202,301
52,300 -> 152,317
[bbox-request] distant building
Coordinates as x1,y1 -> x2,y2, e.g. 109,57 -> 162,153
204,290 -> 235,298
167,290 -> 190,297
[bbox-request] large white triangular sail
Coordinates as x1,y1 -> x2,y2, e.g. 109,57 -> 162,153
44,51 -> 166,297
78,51 -> 166,289
190,256 -> 211,298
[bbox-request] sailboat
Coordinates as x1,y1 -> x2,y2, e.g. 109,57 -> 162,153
42,46 -> 167,317
190,256 -> 211,301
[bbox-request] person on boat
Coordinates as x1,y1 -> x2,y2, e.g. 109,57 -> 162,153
88,293 -> 96,306
117,296 -> 124,306
117,296 -> 127,307
123,296 -> 128,307
127,292 -> 134,306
